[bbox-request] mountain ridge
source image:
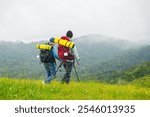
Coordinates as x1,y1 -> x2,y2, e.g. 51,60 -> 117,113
0,34 -> 149,83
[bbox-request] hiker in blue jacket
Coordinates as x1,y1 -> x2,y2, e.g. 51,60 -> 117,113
39,42 -> 59,84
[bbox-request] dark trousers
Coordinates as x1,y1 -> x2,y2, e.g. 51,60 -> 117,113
62,61 -> 74,84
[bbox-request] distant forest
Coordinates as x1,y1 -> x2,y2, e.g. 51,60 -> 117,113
0,35 -> 150,83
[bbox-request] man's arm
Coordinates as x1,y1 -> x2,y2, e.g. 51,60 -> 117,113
52,46 -> 60,60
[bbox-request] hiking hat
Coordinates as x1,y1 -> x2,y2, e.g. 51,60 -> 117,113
66,30 -> 73,38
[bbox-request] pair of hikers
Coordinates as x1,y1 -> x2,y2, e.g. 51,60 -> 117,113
40,30 -> 80,84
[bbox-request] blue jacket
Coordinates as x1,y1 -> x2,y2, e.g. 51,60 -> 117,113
51,46 -> 59,60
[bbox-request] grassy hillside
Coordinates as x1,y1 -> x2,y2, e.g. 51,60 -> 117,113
0,78 -> 150,100
130,75 -> 150,88
92,61 -> 150,83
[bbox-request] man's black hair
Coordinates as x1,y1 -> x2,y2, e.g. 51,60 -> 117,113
66,30 -> 73,38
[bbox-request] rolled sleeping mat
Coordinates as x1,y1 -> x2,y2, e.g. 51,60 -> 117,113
50,37 -> 75,49
36,44 -> 53,50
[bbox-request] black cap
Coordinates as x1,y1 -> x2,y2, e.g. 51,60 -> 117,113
66,30 -> 73,38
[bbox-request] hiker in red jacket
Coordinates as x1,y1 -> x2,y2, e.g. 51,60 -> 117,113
58,30 -> 79,84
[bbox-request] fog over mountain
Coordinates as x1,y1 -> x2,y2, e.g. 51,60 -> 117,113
75,34 -> 143,48
0,35 -> 150,79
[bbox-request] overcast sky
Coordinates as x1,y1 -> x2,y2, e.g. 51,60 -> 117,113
0,0 -> 150,42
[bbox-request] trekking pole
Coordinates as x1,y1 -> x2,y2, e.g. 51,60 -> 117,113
56,61 -> 63,74
73,63 -> 80,82
51,61 -> 63,80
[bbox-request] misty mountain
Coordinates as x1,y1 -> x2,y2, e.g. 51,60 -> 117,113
74,34 -> 142,67
85,45 -> 150,83
0,34 -> 149,83
89,45 -> 150,72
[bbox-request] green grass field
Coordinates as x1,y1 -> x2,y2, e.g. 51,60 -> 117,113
0,77 -> 150,100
